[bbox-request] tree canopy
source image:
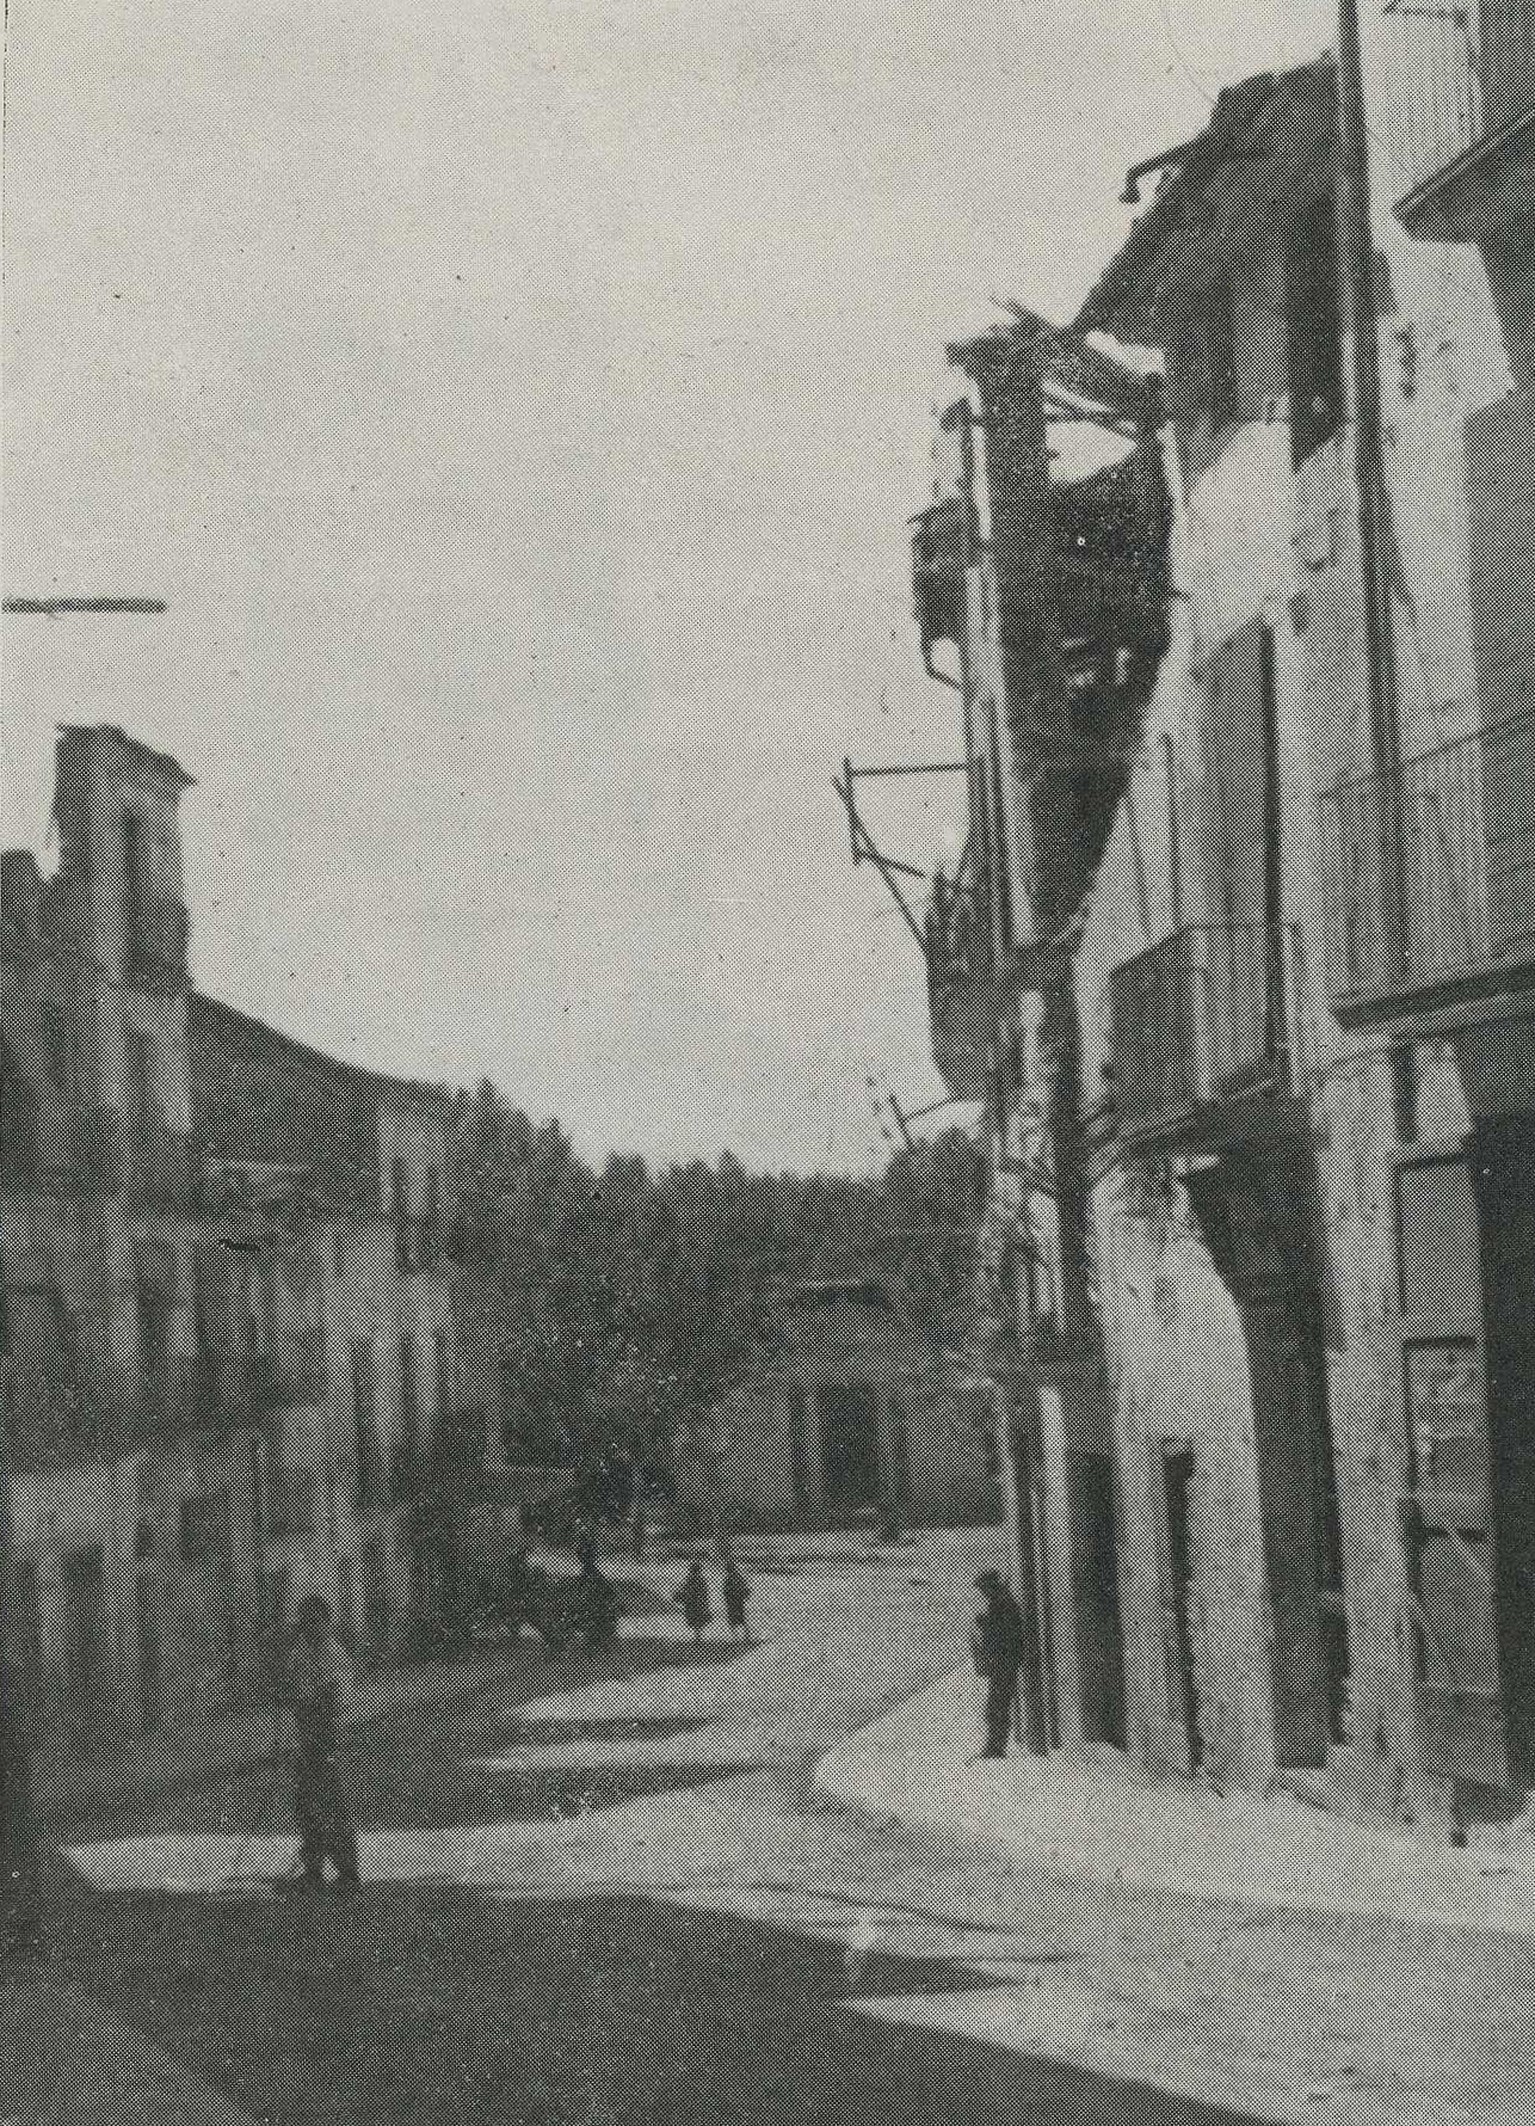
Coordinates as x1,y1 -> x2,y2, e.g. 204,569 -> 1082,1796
451,1084 -> 983,1486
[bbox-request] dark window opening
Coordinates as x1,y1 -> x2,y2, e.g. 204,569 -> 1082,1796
1205,276 -> 1240,432
1286,197 -> 1345,467
122,812 -> 146,955
392,1156 -> 413,1272
394,1334 -> 420,1498
352,1340 -> 381,1511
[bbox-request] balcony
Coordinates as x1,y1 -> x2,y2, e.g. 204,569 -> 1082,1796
1320,713 -> 1535,1023
925,870 -> 994,1100
911,495 -> 969,676
1388,2 -> 1535,241
1104,922 -> 1302,1152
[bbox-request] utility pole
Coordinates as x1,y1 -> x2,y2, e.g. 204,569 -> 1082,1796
1337,0 -> 1406,982
0,593 -> 169,1953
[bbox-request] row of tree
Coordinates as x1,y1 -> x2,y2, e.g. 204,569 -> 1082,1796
450,1083 -> 984,1491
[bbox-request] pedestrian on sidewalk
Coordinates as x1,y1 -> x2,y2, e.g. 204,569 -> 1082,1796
286,1596 -> 361,1893
676,1556 -> 714,1643
721,1553 -> 750,1642
971,1571 -> 1025,1760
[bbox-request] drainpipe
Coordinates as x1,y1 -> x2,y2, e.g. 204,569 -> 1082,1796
1338,0 -> 1406,984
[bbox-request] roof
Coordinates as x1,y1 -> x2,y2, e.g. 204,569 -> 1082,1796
187,992 -> 449,1189
1075,59 -> 1338,346
949,304 -> 1159,423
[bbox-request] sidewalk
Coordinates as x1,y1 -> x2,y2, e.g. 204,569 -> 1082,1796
813,1665 -> 1535,1940
0,1973 -> 256,2126
812,1668 -> 1535,2125
35,1643 -> 540,1830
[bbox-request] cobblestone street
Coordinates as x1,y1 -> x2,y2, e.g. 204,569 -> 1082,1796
6,1531 -> 1527,2126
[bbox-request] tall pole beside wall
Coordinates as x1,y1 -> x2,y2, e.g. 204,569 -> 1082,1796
1337,0 -> 1407,983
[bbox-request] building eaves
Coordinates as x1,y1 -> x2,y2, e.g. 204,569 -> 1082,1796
1074,57 -> 1338,346
948,305 -> 1159,421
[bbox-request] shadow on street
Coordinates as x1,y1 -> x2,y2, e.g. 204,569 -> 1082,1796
35,1884 -> 1273,2126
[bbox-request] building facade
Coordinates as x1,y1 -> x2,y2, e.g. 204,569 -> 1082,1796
881,19 -> 1534,1829
1,725 -> 484,1759
679,1278 -> 997,1532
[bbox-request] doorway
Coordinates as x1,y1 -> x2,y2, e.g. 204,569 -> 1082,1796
1160,1447 -> 1202,1771
819,1382 -> 881,1513
1068,1452 -> 1128,1750
61,1547 -> 107,1745
1475,1115 -> 1535,1789
134,1572 -> 162,1733
1185,1152 -> 1349,1771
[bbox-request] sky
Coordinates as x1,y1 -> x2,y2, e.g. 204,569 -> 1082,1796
2,0 -> 1330,1174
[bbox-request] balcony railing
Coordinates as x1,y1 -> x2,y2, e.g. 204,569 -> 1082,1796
1387,2 -> 1535,235
1319,712 -> 1535,1017
911,496 -> 970,671
1105,922 -> 1295,1144
925,872 -> 994,1100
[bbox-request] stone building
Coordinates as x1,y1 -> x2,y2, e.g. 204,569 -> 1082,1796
1,723 -> 479,1755
877,26 -> 1534,1828
678,1279 -> 996,1532
2,726 -> 262,1743
186,994 -> 473,1661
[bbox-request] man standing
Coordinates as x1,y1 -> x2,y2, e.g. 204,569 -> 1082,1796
971,1571 -> 1025,1759
287,1596 -> 360,1892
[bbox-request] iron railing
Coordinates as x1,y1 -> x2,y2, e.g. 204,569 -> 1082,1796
1384,1 -> 1535,218
1319,710 -> 1535,1009
925,871 -> 994,1101
1105,922 -> 1295,1139
911,496 -> 969,667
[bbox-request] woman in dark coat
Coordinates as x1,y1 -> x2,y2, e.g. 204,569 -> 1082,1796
677,1557 -> 713,1641
721,1556 -> 750,1642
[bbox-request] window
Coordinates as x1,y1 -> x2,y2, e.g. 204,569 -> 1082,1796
179,1490 -> 231,1566
121,812 -> 146,955
352,1341 -> 381,1511
394,1335 -> 420,1497
434,1331 -> 452,1430
1286,197 -> 1345,467
1204,276 -> 1240,431
423,1165 -> 441,1265
392,1157 -> 412,1272
39,1003 -> 71,1089
137,1276 -> 170,1387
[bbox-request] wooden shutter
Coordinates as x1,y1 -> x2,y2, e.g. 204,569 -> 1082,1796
1395,1152 -> 1509,1785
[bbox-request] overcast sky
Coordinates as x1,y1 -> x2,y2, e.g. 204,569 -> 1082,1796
2,0 -> 1328,1173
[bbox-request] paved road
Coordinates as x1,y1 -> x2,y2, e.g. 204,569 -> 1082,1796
27,1531 -> 1380,2124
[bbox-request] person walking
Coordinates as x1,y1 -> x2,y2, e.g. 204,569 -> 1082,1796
721,1553 -> 750,1642
676,1556 -> 713,1643
286,1595 -> 360,1892
970,1571 -> 1026,1759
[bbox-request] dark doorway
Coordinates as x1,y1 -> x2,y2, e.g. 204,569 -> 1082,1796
818,1383 -> 880,1513
887,1397 -> 912,1515
1160,1447 -> 1202,1771
1185,1152 -> 1349,1771
60,1547 -> 107,1745
1008,1415 -> 1056,1755
1068,1452 -> 1127,1750
786,1385 -> 811,1513
1396,1148 -> 1512,1787
134,1572 -> 162,1733
1472,1117 -> 1535,1790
